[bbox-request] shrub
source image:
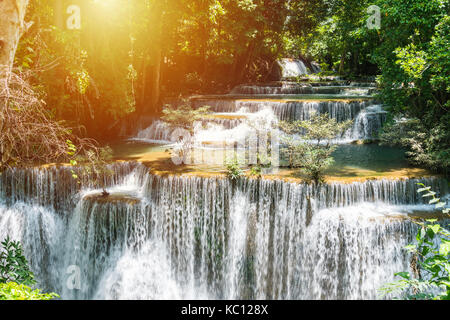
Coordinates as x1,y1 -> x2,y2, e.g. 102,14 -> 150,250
225,157 -> 243,180
161,101 -> 210,133
380,117 -> 450,173
279,114 -> 352,183
0,282 -> 59,300
0,237 -> 58,300
0,237 -> 35,286
379,184 -> 450,300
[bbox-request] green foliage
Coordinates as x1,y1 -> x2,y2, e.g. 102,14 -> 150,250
373,0 -> 449,172
428,16 -> 450,93
0,238 -> 59,300
285,1 -> 448,173
161,102 -> 211,133
0,237 -> 35,286
9,0 -> 449,170
286,0 -> 379,76
0,282 -> 59,300
248,153 -> 271,178
14,1 -> 148,139
225,157 -> 244,180
163,0 -> 289,88
249,165 -> 262,177
379,184 -> 450,300
380,118 -> 450,172
279,114 -> 353,183
394,44 -> 428,80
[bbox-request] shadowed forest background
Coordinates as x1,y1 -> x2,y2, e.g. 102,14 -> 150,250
0,0 -> 446,175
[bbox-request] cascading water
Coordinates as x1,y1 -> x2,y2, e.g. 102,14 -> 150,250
190,98 -> 373,123
0,162 -> 448,300
134,120 -> 174,144
134,67 -> 381,145
345,105 -> 387,141
278,59 -> 310,78
1,58 -> 442,301
135,99 -> 377,145
230,84 -> 373,96
191,99 -> 372,121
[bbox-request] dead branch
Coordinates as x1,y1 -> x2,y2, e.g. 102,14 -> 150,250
0,69 -> 100,170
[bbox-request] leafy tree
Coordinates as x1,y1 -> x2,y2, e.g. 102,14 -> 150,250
373,0 -> 449,172
380,118 -> 450,172
286,0 -> 379,76
0,237 -> 35,286
161,102 -> 211,133
279,114 -> 352,183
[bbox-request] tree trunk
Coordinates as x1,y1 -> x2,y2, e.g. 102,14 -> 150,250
147,2 -> 163,116
137,2 -> 163,116
148,45 -> 162,115
338,46 -> 346,75
0,0 -> 29,79
231,40 -> 256,86
53,0 -> 63,29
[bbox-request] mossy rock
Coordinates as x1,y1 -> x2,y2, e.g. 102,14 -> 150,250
83,192 -> 141,205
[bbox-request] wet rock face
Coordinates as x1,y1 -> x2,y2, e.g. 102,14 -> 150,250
83,192 -> 141,206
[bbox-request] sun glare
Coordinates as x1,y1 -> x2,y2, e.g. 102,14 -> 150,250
92,0 -> 119,8
90,0 -> 122,18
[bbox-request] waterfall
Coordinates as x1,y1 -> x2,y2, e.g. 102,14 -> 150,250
278,59 -> 309,78
230,84 -> 372,96
137,98 -> 381,145
225,191 -> 252,299
134,120 -> 174,144
345,105 -> 387,140
192,99 -> 372,122
131,62 -> 380,145
0,163 -> 448,300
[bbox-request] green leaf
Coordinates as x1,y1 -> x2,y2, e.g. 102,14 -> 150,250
430,224 -> 441,234
395,272 -> 410,280
417,227 -> 426,241
421,246 -> 430,256
439,240 -> 450,256
422,192 -> 436,198
417,187 -> 431,193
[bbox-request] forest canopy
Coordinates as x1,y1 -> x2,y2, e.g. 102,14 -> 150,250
0,0 -> 448,171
